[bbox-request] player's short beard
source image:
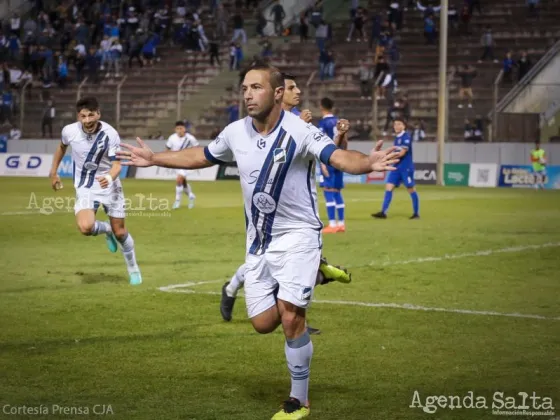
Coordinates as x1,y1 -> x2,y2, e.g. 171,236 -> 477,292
249,95 -> 276,123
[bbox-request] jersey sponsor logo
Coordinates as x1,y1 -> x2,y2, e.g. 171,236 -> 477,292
83,161 -> 99,171
313,131 -> 327,142
257,138 -> 266,150
252,192 -> 277,214
248,170 -> 274,186
273,148 -> 286,163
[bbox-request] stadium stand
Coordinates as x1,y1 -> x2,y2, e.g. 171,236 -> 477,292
3,0 -> 559,141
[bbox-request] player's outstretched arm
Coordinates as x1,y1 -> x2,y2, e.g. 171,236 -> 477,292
49,141 -> 67,191
328,140 -> 400,174
117,137 -> 214,169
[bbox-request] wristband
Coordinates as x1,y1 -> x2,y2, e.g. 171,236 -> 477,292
104,174 -> 113,184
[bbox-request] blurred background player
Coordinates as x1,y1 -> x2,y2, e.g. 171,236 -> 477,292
48,97 -> 142,285
318,97 -> 347,233
220,256 -> 352,335
530,140 -> 547,190
372,118 -> 420,219
281,72 -> 313,123
166,121 -> 199,209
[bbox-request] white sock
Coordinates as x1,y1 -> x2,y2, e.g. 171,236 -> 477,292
117,233 -> 139,274
329,220 -> 336,227
175,186 -> 183,202
285,331 -> 313,405
226,263 -> 246,297
184,183 -> 195,199
92,220 -> 112,236
337,220 -> 345,227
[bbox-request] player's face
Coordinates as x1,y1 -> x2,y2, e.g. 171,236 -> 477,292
393,120 -> 405,134
78,108 -> 101,133
242,70 -> 283,121
175,125 -> 186,137
283,79 -> 301,108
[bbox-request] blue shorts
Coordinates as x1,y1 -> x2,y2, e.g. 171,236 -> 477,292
387,168 -> 415,188
323,169 -> 344,190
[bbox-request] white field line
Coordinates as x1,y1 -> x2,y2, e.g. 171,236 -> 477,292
158,280 -> 560,322
350,242 -> 560,269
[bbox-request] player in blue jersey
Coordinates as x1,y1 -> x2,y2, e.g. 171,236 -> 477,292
318,97 -> 347,233
118,61 -> 399,419
372,117 -> 420,219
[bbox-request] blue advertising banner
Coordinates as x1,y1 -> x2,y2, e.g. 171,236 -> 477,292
498,165 -> 560,189
58,155 -> 129,179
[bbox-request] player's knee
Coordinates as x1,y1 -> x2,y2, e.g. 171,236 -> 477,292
113,227 -> 127,241
77,220 -> 95,236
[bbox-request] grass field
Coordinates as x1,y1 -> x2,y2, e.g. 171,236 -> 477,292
1,178 -> 559,420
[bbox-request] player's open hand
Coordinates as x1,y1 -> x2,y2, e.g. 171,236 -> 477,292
337,119 -> 350,135
369,145 -> 400,172
117,137 -> 155,167
50,174 -> 63,191
299,109 -> 313,123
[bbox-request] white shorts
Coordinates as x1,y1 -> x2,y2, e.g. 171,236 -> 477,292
244,229 -> 322,319
74,180 -> 125,218
177,169 -> 189,178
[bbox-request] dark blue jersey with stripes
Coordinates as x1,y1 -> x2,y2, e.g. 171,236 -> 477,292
204,111 -> 337,255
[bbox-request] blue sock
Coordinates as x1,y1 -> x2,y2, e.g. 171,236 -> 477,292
410,191 -> 419,215
324,191 -> 336,226
382,191 -> 393,214
333,192 -> 345,224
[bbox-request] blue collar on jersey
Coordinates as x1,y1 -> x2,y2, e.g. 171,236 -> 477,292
251,109 -> 285,136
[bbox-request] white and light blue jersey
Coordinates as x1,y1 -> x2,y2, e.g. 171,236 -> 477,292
204,111 -> 337,255
61,121 -> 120,190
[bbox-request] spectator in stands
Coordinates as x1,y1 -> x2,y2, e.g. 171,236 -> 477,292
448,3 -> 459,32
8,34 -> 21,62
478,26 -> 498,63
209,34 -> 220,67
10,13 -> 20,37
1,89 -> 13,126
41,99 -> 55,138
86,46 -> 100,84
467,0 -> 482,15
417,1 -> 441,17
375,30 -> 391,64
128,31 -> 144,69
374,55 -> 390,99
231,11 -> 247,44
107,38 -> 122,78
473,115 -> 485,141
260,37 -> 273,58
412,120 -> 426,141
142,32 -> 160,66
457,64 -> 476,108
527,0 -> 539,17
424,14 -> 437,45
57,56 -> 68,88
299,12 -> 309,42
9,125 -> 21,140
388,2 -> 403,31
388,38 -> 400,75
271,1 -> 286,36
226,99 -> 239,123
369,12 -> 382,50
315,19 -> 329,51
347,7 -> 366,42
358,59 -> 373,99
310,4 -> 324,27
229,42 -> 238,71
460,4 -> 472,35
517,50 -> 532,80
502,51 -> 514,84
464,118 -> 474,141
319,47 -> 335,81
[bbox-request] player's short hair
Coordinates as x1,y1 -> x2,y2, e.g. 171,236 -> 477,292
76,97 -> 99,113
282,72 -> 296,82
175,120 -> 185,127
393,117 -> 407,125
320,97 -> 334,111
244,59 -> 284,90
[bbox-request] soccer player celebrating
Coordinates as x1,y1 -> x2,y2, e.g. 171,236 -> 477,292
118,61 -> 398,419
318,97 -> 347,233
166,120 -> 199,209
530,140 -> 547,190
49,97 -> 142,285
372,117 -> 420,220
